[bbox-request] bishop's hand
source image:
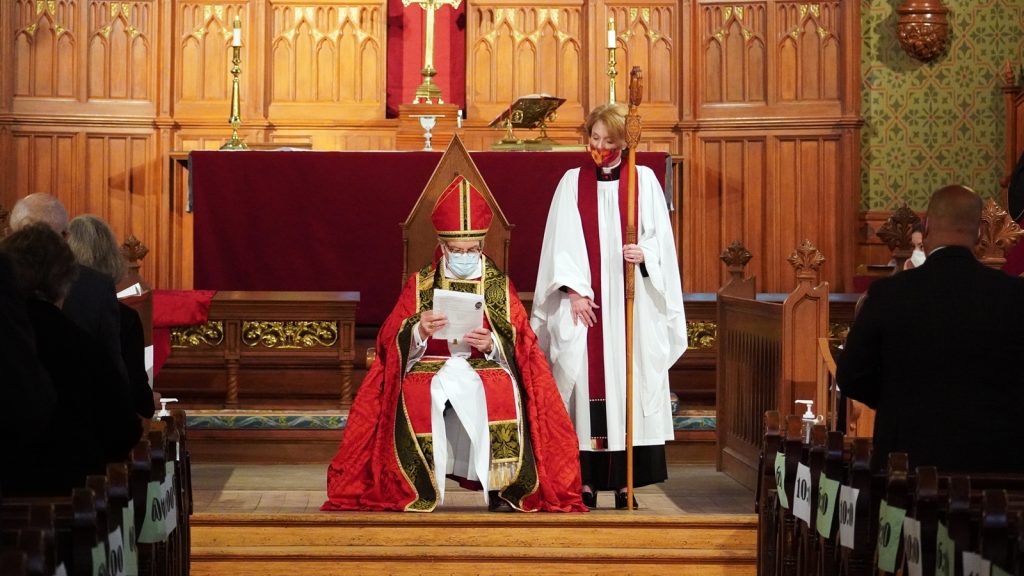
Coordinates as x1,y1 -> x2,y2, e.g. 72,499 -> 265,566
464,327 -> 493,354
418,311 -> 448,340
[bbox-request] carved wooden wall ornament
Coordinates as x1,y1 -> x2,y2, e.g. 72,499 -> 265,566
895,0 -> 949,62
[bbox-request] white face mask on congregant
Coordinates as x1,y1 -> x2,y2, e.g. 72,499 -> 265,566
910,248 -> 926,268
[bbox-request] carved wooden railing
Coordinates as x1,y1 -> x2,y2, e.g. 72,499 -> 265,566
716,240 -> 829,490
975,198 -> 1024,269
875,203 -> 921,272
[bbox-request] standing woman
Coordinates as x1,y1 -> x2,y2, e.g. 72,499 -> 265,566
531,103 -> 687,509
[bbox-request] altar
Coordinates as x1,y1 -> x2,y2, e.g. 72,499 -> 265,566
190,150 -> 672,324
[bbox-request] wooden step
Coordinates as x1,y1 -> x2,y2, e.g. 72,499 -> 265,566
190,511 -> 757,576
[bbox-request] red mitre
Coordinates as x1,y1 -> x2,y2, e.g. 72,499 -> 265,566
431,176 -> 492,242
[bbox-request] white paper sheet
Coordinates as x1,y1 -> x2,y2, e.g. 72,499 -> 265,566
432,289 -> 484,342
116,283 -> 143,299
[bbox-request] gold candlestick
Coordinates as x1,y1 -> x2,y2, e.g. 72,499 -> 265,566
221,17 -> 248,151
403,0 -> 462,104
607,17 -> 618,104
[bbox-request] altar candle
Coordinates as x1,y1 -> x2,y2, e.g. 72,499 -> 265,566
607,18 -> 616,49
232,18 -> 242,47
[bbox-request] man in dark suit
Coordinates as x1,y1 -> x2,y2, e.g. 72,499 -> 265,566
837,185 -> 1024,472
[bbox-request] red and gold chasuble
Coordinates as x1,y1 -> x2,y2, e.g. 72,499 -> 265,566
322,257 -> 585,512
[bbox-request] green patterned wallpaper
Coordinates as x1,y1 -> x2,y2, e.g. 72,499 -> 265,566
861,0 -> 1024,211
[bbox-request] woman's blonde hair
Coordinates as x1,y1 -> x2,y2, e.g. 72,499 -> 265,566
582,103 -> 627,144
67,214 -> 126,283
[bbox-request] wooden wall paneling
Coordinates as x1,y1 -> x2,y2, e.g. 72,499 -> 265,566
465,1 -> 585,125
686,134 -> 766,293
598,1 -> 679,123
698,3 -> 767,108
0,127 -> 10,213
774,2 -> 840,103
11,0 -> 81,114
83,131 -> 156,254
1,2 -> 13,115
174,2 -> 250,118
265,126 -> 396,150
85,0 -> 159,116
9,128 -> 80,208
766,133 -> 840,290
266,0 -> 387,122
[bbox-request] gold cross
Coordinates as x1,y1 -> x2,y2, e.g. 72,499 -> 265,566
402,0 -> 462,103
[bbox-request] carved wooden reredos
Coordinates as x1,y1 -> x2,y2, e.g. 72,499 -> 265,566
0,1 -> 862,293
400,135 -> 513,284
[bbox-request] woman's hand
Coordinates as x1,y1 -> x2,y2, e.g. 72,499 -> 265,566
418,310 -> 448,340
568,289 -> 599,327
464,327 -> 494,354
623,244 -> 645,264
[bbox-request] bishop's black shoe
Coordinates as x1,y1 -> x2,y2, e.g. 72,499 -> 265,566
581,490 -> 598,509
614,491 -> 639,510
488,491 -> 513,512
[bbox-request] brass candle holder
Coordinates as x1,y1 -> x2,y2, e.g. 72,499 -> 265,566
221,17 -> 248,151
607,17 -> 618,104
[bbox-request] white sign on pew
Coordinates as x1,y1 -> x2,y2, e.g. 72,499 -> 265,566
108,527 -> 126,576
792,463 -> 813,525
961,551 -> 990,576
162,461 -> 178,535
902,517 -> 923,576
838,485 -> 859,549
123,498 -> 138,576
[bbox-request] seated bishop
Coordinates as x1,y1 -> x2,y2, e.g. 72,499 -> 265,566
322,176 -> 585,512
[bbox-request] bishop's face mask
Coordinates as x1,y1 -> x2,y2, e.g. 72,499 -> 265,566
910,248 -> 926,268
589,145 -> 622,168
446,250 -> 481,279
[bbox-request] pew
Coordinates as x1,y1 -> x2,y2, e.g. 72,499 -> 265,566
1,410 -> 193,576
716,240 -> 830,489
756,410 -> 1024,576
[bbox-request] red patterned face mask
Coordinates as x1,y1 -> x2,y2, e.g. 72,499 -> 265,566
589,145 -> 621,167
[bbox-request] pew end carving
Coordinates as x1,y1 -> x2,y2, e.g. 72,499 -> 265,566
716,240 -> 830,490
875,203 -> 921,272
975,198 -> 1024,269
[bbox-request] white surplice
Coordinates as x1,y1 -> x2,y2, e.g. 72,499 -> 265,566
530,165 -> 688,451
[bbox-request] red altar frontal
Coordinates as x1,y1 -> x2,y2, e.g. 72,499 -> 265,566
191,150 -> 670,324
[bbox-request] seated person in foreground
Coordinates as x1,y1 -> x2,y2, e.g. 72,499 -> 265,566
66,214 -> 156,418
323,177 -> 585,512
1,224 -> 142,495
837,185 -> 1024,472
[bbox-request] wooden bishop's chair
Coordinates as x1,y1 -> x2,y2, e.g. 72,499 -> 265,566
366,135 -> 515,369
399,134 -> 514,285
